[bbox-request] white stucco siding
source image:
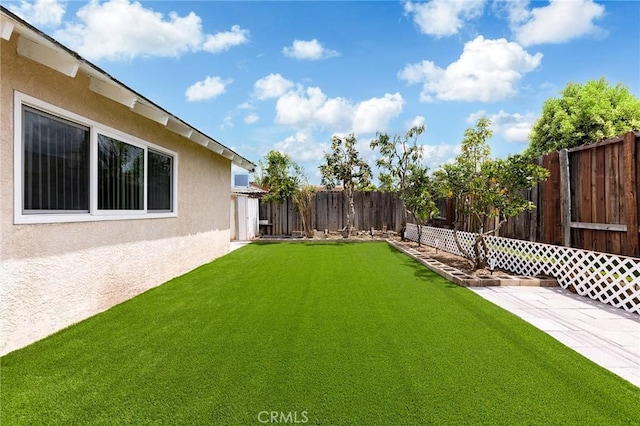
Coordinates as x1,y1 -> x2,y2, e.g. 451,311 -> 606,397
1,229 -> 230,355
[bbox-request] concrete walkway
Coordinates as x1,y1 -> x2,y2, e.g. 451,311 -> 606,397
470,286 -> 640,388
230,241 -> 251,252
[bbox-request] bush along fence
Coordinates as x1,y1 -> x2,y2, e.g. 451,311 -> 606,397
259,190 -> 405,236
405,223 -> 640,314
431,132 -> 640,258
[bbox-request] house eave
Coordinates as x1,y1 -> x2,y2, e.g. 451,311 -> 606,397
0,6 -> 255,172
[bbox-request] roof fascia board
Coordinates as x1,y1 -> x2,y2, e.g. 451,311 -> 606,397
166,117 -> 193,138
89,77 -> 138,108
0,15 -> 14,40
17,36 -> 79,77
208,142 -> 225,155
131,101 -> 169,126
190,132 -> 210,147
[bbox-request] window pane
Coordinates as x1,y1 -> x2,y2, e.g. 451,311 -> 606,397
98,134 -> 144,210
148,150 -> 173,211
23,107 -> 90,212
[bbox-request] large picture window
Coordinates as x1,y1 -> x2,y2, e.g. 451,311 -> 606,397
15,94 -> 177,224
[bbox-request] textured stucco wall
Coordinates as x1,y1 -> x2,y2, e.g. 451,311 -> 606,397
1,230 -> 229,355
1,33 -> 233,355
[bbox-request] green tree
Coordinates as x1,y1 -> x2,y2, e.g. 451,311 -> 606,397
526,78 -> 640,157
255,150 -> 309,235
255,150 -> 303,204
370,125 -> 425,238
292,184 -> 316,238
404,163 -> 439,247
319,134 -> 372,238
434,117 -> 549,269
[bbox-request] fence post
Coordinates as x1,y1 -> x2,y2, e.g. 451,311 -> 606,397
623,132 -> 639,256
559,149 -> 572,247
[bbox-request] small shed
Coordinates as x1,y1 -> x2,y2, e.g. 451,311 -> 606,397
231,183 -> 266,241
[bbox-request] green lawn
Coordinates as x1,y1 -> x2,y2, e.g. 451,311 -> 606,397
2,242 -> 639,425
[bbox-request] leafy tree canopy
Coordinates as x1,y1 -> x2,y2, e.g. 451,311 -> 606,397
370,125 -> 425,193
255,150 -> 304,204
526,77 -> 640,157
319,134 -> 372,192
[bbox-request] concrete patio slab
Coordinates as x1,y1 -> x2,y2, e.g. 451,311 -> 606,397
230,241 -> 251,252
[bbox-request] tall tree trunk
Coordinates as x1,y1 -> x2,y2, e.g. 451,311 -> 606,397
400,199 -> 407,241
344,186 -> 353,238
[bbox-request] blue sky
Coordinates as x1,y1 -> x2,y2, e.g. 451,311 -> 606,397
6,0 -> 640,183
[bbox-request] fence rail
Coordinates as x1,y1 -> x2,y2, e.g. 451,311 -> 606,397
405,223 -> 640,314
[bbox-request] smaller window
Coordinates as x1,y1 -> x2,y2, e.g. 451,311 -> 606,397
148,150 -> 173,212
97,134 -> 144,211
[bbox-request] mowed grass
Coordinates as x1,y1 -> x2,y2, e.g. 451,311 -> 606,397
2,243 -> 639,425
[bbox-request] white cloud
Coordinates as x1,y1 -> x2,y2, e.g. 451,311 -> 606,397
423,144 -> 461,170
403,0 -> 485,37
497,0 -> 605,47
53,0 -> 248,60
244,113 -> 260,124
468,110 -> 536,143
398,36 -> 542,102
185,76 -> 231,101
282,39 -> 339,60
9,0 -> 65,27
272,131 -> 327,163
254,74 -> 295,100
511,0 -> 605,46
274,85 -> 404,134
202,24 -> 250,53
493,0 -> 530,28
353,93 -> 405,134
237,102 -> 254,110
275,87 -> 353,130
221,115 -> 233,129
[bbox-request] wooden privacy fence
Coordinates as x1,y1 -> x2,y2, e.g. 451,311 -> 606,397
259,191 -> 405,235
529,131 -> 639,257
406,224 -> 640,314
258,132 -> 639,257
433,131 -> 640,258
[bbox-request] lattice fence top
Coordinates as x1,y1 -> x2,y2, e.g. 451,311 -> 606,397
405,224 -> 640,314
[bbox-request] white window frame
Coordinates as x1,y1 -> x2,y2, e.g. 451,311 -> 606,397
14,91 -> 178,224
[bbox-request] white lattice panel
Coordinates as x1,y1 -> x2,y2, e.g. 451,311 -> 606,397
405,224 -> 640,314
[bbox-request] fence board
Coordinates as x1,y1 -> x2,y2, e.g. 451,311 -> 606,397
542,152 -> 562,245
578,149 -> 593,250
623,132 -> 639,256
594,146 -> 607,252
605,144 -> 621,253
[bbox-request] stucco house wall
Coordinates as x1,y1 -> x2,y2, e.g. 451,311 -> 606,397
0,19 -> 247,355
